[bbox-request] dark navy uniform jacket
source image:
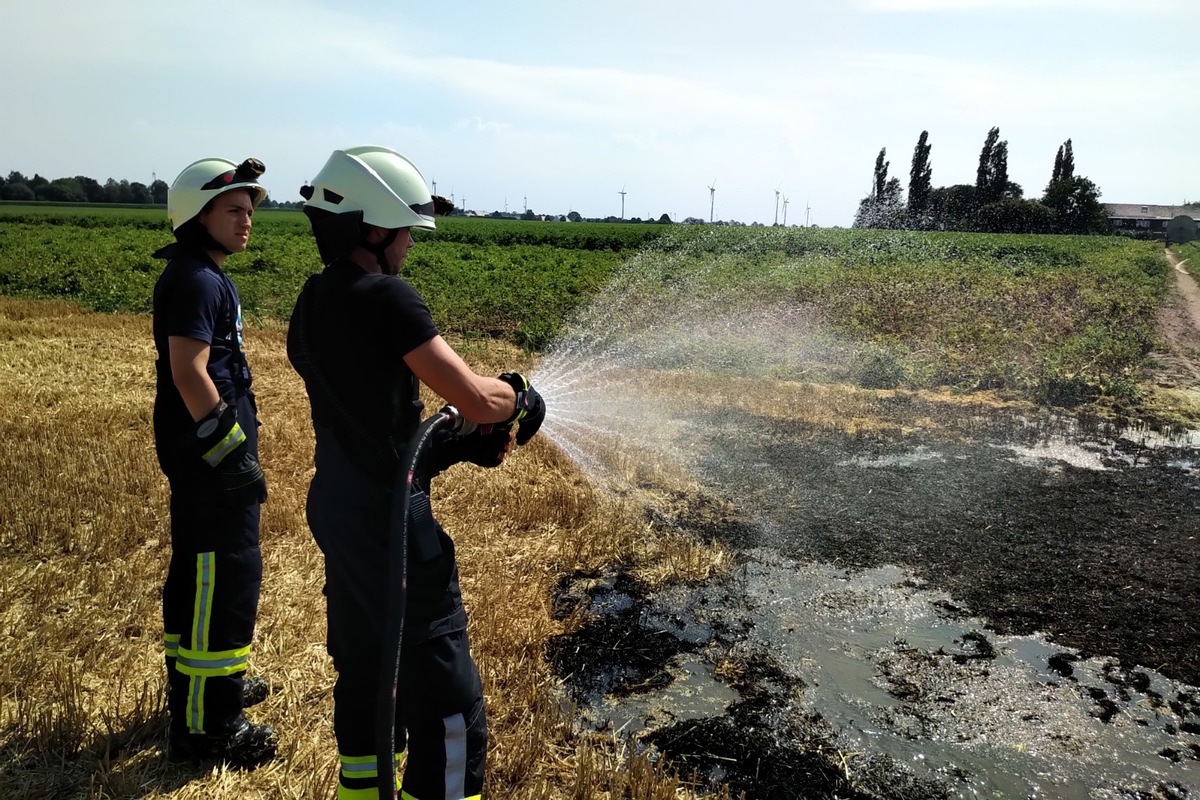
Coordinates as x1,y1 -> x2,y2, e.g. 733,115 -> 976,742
152,242 -> 257,480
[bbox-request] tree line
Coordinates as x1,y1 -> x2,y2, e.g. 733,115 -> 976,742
853,128 -> 1111,235
0,171 -> 300,208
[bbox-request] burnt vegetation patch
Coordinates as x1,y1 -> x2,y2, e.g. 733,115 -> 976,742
547,570 -> 701,704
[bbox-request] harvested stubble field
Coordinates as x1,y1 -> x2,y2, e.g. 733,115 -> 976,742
0,296 -> 731,799
3,215 -> 1199,798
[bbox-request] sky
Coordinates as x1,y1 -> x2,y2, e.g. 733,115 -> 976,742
2,0 -> 1196,228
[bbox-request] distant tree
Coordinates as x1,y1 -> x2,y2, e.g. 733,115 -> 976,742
854,179 -> 905,229
28,173 -> 49,191
6,171 -> 29,186
975,199 -> 1054,234
129,182 -> 152,204
1048,138 -> 1075,188
567,210 -> 582,222
36,177 -> 86,202
3,182 -> 34,201
854,149 -> 906,229
907,131 -> 933,227
975,128 -> 1008,205
0,173 -> 5,192
105,178 -> 133,204
150,179 -> 169,204
988,141 -> 1009,203
657,213 -> 672,224
873,148 -> 889,200
975,127 -> 999,196
928,184 -> 978,230
1043,175 -> 1109,234
74,175 -> 107,203
1040,139 -> 1107,234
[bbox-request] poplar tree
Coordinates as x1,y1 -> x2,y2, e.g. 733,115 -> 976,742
908,130 -> 933,225
873,148 -> 889,200
975,127 -> 1000,197
975,127 -> 1008,205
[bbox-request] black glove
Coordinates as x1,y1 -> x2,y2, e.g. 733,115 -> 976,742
432,195 -> 455,216
422,423 -> 515,480
499,372 -> 545,446
195,401 -> 268,503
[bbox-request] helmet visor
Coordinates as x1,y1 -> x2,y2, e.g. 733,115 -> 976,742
409,198 -> 435,219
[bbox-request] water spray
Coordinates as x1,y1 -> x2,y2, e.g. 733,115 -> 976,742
375,404 -> 464,800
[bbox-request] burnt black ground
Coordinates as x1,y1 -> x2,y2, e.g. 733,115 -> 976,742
693,406 -> 1200,689
546,400 -> 1200,799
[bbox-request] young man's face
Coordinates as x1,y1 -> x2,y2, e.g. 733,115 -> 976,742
200,189 -> 255,253
381,227 -> 415,276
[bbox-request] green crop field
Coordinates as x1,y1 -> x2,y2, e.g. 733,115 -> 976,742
0,204 -> 1169,408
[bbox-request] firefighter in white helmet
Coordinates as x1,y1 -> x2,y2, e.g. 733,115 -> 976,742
152,156 -> 276,766
287,145 -> 546,799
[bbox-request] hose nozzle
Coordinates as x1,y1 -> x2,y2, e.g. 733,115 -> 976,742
438,404 -> 474,434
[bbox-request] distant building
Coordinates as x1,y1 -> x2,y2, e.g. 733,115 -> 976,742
1105,204 -> 1200,240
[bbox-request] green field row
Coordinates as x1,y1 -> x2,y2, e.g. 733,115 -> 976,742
0,204 -> 1168,405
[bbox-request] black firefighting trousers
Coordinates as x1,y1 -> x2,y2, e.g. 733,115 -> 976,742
160,392 -> 262,736
162,483 -> 262,735
307,430 -> 485,799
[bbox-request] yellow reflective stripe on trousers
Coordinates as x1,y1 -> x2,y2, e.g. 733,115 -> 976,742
339,753 -> 380,780
191,552 -> 215,652
202,420 -> 246,466
338,754 -> 402,799
398,793 -> 479,800
340,752 -> 402,780
176,643 -> 251,676
163,632 -> 181,659
186,553 -> 216,733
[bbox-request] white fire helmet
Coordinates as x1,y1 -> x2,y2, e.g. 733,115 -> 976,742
167,157 -> 268,231
302,145 -> 436,231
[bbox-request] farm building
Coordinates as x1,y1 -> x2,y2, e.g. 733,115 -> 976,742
1105,203 -> 1200,241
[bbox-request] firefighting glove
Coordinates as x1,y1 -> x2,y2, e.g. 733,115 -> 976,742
422,423 -> 515,480
499,372 -> 546,446
195,401 -> 268,503
432,195 -> 455,216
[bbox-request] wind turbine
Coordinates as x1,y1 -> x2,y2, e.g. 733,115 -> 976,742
618,184 -> 627,219
774,185 -> 781,226
431,178 -> 438,196
805,201 -> 812,227
782,195 -> 789,226
707,179 -> 717,223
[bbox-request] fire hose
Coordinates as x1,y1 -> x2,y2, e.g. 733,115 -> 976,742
375,404 -> 465,800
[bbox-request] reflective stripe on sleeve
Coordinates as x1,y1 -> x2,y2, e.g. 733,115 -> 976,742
202,421 -> 246,466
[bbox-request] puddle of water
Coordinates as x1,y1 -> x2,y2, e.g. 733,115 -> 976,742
839,445 -> 946,469
560,553 -> 1200,798
580,653 -> 742,738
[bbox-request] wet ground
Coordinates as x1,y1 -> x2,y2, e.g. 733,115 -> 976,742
546,405 -> 1200,799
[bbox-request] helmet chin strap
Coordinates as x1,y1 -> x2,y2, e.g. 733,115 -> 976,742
176,219 -> 233,256
361,228 -> 399,274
